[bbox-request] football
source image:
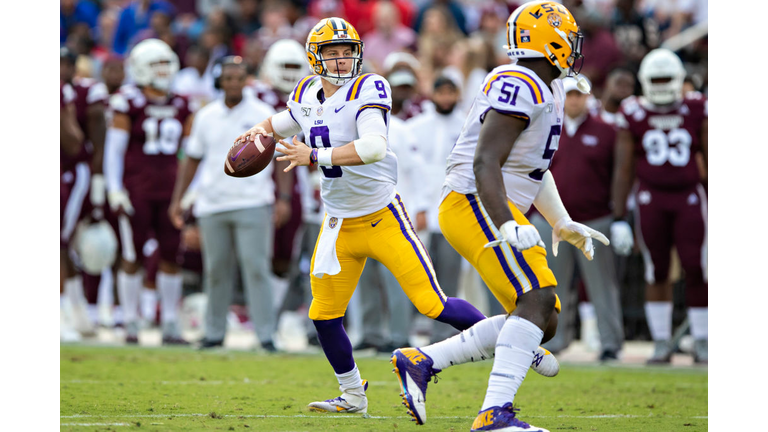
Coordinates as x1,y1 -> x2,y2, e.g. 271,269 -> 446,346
224,134 -> 276,177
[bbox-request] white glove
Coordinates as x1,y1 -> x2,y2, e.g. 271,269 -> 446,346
180,189 -> 198,211
108,189 -> 134,215
485,220 -> 545,251
90,174 -> 106,207
552,216 -> 610,260
610,220 -> 634,256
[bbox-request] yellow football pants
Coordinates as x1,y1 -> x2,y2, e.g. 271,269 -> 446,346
439,191 -> 560,314
308,194 -> 448,321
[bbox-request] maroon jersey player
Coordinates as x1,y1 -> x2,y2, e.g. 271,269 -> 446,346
611,48 -> 708,364
105,39 -> 194,345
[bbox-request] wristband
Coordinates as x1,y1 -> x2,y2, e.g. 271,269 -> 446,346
309,148 -> 318,166
317,148 -> 334,166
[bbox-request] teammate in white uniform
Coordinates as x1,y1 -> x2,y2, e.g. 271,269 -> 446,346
391,3 -> 609,431
234,17 -> 486,415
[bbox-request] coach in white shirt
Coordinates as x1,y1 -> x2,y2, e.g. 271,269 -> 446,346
406,76 -> 468,343
170,57 -> 289,351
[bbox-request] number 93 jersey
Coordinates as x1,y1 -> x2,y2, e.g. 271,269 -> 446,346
617,94 -> 707,191
286,73 -> 398,218
444,64 -> 565,214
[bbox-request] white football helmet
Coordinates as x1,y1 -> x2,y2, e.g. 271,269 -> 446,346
128,39 -> 180,92
261,39 -> 309,94
638,48 -> 685,105
74,220 -> 118,275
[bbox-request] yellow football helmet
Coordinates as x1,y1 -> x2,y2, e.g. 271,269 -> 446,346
504,1 -> 584,79
305,17 -> 364,86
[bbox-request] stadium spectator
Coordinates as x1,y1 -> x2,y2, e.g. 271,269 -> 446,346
531,77 -> 626,361
171,45 -> 216,112
591,67 -> 637,126
610,0 -> 660,69
169,57 -> 286,351
112,0 -> 177,55
413,0 -> 468,35
442,36 -> 489,114
362,1 -> 417,73
417,5 -> 463,81
61,0 -> 100,44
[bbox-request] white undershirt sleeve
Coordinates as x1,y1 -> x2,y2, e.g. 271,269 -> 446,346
271,109 -> 303,139
353,108 -> 388,164
104,127 -> 129,192
533,170 -> 570,227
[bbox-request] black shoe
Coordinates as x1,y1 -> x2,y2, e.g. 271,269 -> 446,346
599,350 -> 619,362
261,341 -> 277,352
163,335 -> 191,346
353,341 -> 380,351
307,334 -> 321,347
198,338 -> 224,349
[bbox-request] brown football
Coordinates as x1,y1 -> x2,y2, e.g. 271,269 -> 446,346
224,134 -> 276,177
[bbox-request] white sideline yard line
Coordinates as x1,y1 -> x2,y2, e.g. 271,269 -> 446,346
61,414 -> 707,420
61,423 -> 132,426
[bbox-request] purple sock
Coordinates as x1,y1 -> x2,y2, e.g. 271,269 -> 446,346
435,297 -> 486,331
313,317 -> 356,374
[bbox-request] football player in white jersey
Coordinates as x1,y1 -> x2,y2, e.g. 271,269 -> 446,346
389,2 -> 609,431
234,18 -> 487,415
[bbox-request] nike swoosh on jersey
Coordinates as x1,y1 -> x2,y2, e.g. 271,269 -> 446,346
371,219 -> 382,227
335,105 -> 345,113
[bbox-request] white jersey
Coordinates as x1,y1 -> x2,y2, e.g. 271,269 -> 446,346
443,64 -> 565,214
286,73 -> 398,218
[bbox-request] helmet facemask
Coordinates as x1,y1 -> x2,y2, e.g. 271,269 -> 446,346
308,42 -> 364,86
148,59 -> 176,92
638,49 -> 686,105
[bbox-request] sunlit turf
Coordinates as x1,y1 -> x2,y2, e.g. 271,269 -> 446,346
61,345 -> 707,431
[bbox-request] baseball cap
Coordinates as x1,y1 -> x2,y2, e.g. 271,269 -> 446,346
388,70 -> 417,87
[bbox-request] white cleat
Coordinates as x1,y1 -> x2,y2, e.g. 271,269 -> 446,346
531,346 -> 559,377
308,380 -> 368,414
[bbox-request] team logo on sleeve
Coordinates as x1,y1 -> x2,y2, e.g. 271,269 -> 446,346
547,13 -> 562,27
329,217 -> 338,229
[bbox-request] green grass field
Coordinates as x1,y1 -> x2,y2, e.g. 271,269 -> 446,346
61,345 -> 707,431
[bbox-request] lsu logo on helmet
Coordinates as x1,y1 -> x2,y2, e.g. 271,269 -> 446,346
305,17 -> 364,86
504,1 -> 584,79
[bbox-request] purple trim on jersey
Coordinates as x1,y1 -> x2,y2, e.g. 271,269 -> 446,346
348,73 -> 374,101
287,108 -> 300,126
465,194 -> 524,296
313,317 -> 356,374
510,70 -> 544,103
436,298 -> 486,331
479,107 -> 530,128
296,76 -> 315,103
355,104 -> 391,121
387,200 -> 445,304
485,74 -> 541,105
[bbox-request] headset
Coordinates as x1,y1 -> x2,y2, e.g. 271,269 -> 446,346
212,55 -> 245,90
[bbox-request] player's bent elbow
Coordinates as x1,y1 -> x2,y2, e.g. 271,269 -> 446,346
354,135 -> 387,164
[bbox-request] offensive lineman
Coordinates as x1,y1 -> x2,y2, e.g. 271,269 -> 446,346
105,39 -> 194,344
611,48 -> 708,364
234,17 -> 487,414
390,2 -> 609,430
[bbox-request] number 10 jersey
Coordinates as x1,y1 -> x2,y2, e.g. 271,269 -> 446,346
286,74 -> 398,218
444,64 -> 565,214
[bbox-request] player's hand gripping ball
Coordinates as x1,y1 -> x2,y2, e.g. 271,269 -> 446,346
224,133 -> 276,177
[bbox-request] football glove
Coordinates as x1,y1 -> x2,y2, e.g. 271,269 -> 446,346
485,220 -> 545,251
90,174 -> 106,207
552,217 -> 610,261
108,189 -> 134,216
610,221 -> 634,256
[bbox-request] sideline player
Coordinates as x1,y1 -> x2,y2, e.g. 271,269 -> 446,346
611,48 -> 708,364
234,17 -> 487,414
105,39 -> 194,344
390,2 -> 609,430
